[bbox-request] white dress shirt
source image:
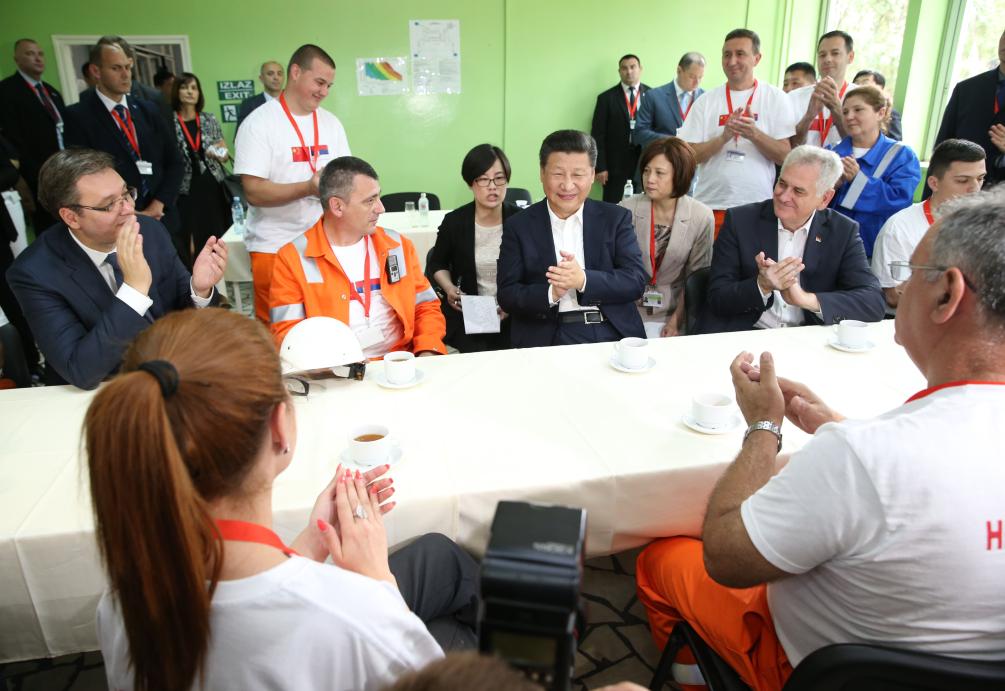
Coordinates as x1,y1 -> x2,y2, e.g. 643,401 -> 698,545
95,88 -> 129,113
67,229 -> 211,316
755,213 -> 817,329
545,202 -> 594,312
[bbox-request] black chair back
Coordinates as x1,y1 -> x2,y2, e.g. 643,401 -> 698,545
504,187 -> 532,205
381,192 -> 441,212
684,266 -> 711,335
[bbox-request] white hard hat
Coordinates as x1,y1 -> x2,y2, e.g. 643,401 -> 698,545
279,317 -> 366,379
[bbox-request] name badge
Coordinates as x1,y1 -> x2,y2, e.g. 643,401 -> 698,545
642,288 -> 663,308
629,118 -> 636,130
725,149 -> 745,163
355,324 -> 383,350
136,160 -> 154,175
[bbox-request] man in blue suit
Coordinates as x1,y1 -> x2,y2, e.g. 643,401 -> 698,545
701,146 -> 884,334
6,149 -> 227,389
635,52 -> 707,149
497,130 -> 646,347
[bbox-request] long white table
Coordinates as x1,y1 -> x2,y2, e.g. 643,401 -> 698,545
0,321 -> 923,661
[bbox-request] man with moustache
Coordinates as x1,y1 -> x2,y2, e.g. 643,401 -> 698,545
237,60 -> 286,132
790,31 -> 857,149
235,44 -> 351,324
634,52 -> 707,148
268,156 -> 445,357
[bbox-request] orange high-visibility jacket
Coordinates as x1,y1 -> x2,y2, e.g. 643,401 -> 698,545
269,219 -> 446,355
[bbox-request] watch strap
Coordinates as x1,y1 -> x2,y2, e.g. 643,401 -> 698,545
744,420 -> 782,452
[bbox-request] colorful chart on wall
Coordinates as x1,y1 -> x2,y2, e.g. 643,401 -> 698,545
410,19 -> 461,95
356,57 -> 409,96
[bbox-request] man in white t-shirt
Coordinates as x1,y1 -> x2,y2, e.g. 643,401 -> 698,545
269,156 -> 446,359
235,44 -> 351,323
789,30 -> 857,149
872,138 -> 986,309
677,28 -> 795,237
637,186 -> 1005,689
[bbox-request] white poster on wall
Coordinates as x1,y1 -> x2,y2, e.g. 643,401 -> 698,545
409,19 -> 461,95
356,57 -> 409,96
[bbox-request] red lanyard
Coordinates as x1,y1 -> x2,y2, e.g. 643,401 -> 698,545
923,198 -> 935,226
648,202 -> 667,284
110,106 -> 141,158
624,86 -> 640,118
815,81 -> 848,145
905,380 -> 1005,404
176,112 -> 201,152
280,92 -> 319,173
725,80 -> 758,143
215,519 -> 299,557
679,91 -> 695,121
345,237 -> 374,318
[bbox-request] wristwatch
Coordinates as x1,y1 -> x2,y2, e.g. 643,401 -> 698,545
744,420 -> 783,452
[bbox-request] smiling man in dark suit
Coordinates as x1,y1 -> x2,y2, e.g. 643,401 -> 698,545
63,38 -> 185,259
701,145 -> 884,333
6,149 -> 227,389
0,38 -> 68,233
497,130 -> 646,347
591,54 -> 650,203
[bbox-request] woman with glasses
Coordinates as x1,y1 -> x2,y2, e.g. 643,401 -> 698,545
620,137 -> 713,337
88,308 -> 479,691
828,86 -> 920,260
172,72 -> 230,268
428,144 -> 522,351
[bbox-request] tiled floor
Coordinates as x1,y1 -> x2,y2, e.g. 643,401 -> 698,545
1,548 -> 664,691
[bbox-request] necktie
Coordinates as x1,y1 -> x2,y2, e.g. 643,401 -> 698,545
113,104 -> 149,199
680,91 -> 690,114
104,253 -> 123,291
628,86 -> 636,108
34,83 -> 59,123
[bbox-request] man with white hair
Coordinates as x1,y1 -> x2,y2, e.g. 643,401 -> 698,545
637,185 -> 1005,689
700,145 -> 884,332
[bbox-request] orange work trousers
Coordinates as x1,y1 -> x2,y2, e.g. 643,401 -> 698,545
250,251 -> 277,325
636,537 -> 793,691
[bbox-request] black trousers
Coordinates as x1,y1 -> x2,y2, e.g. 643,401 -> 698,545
552,319 -> 619,346
389,533 -> 480,651
0,241 -> 40,376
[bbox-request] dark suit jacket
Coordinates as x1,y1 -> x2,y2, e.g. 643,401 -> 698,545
64,89 -> 184,210
634,82 -> 705,149
591,83 -> 651,177
701,200 -> 885,333
935,68 -> 1005,185
0,73 -> 67,196
6,215 -> 216,389
497,199 -> 647,347
236,93 -> 267,132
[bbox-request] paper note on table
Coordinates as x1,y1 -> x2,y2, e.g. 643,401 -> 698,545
460,295 -> 501,334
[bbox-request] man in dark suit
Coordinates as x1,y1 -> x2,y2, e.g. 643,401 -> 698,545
236,60 -> 285,132
934,28 -> 1005,187
6,148 -> 227,389
0,38 -> 68,233
634,52 -> 706,149
591,54 -> 650,203
64,39 -> 185,259
702,145 -> 884,333
0,148 -> 40,380
497,130 -> 646,347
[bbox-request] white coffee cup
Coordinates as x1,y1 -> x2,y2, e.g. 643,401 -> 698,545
692,393 -> 733,429
384,351 -> 416,385
836,319 -> 869,349
347,424 -> 392,465
614,337 -> 648,369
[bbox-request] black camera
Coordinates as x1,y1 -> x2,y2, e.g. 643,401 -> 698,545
478,500 -> 587,690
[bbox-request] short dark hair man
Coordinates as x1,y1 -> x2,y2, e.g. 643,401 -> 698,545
782,62 -> 815,93
790,30 -> 856,148
872,138 -> 986,308
701,145 -> 885,333
0,37 -> 68,233
497,130 -> 646,347
6,149 -> 227,389
852,69 -> 903,141
635,52 -> 707,149
236,60 -> 286,131
590,54 -> 651,203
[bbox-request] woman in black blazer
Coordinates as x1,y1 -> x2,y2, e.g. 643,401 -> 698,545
428,144 -> 522,351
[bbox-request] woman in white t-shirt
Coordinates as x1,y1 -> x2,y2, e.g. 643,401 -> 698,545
84,308 -> 477,691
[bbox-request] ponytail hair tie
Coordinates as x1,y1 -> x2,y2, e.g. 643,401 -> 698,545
137,360 -> 179,398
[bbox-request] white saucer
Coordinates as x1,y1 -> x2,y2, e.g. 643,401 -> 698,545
681,413 -> 743,435
339,443 -> 403,470
827,338 -> 876,353
608,356 -> 656,374
374,369 -> 426,389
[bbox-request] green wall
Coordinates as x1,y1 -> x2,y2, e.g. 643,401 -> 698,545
1,0 -> 843,210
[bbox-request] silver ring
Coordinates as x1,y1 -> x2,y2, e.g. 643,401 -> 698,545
354,504 -> 368,520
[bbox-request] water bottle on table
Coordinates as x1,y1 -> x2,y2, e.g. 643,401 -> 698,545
418,192 -> 430,225
231,197 -> 245,237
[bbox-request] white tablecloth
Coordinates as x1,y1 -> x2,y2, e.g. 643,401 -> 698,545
221,209 -> 448,284
0,321 -> 924,661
